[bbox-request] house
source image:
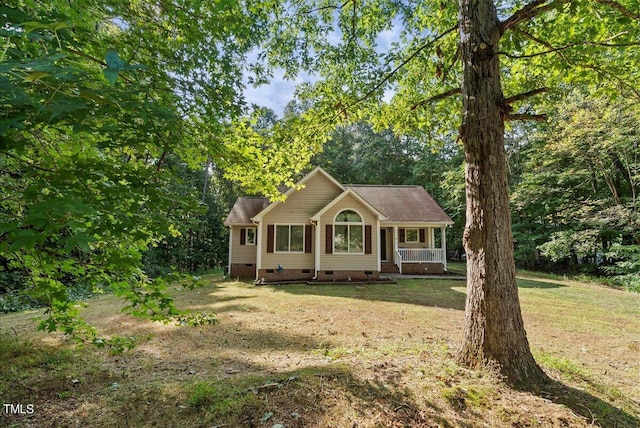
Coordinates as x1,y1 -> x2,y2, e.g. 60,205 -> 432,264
223,167 -> 453,281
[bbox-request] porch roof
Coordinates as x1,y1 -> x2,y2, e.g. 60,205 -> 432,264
348,185 -> 453,224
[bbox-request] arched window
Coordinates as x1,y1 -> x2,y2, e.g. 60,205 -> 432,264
334,209 -> 364,254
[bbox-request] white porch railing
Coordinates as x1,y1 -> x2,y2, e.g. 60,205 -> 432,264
397,248 -> 445,263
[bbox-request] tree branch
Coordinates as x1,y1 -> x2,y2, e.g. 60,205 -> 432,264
332,25 -> 458,121
505,113 -> 547,121
594,0 -> 640,20
501,0 -> 570,33
411,88 -> 461,110
499,39 -> 640,59
298,0 -> 351,15
504,88 -> 548,105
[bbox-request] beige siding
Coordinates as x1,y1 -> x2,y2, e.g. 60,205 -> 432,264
261,251 -> 315,270
260,173 -> 341,269
319,193 -> 378,270
400,227 -> 436,248
264,172 -> 343,222
231,226 -> 257,263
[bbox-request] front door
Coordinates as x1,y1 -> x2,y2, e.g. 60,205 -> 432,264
380,229 -> 387,261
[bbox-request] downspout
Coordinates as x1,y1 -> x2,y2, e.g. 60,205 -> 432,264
310,219 -> 319,280
254,219 -> 262,281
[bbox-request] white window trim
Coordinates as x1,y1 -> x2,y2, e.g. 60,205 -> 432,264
245,227 -> 256,245
333,209 -> 365,255
274,224 -> 306,253
404,228 -> 420,243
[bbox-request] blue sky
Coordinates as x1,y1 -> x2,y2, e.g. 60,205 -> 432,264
243,68 -> 312,116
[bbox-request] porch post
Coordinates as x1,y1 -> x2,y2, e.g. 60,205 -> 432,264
441,226 -> 447,271
393,226 -> 400,274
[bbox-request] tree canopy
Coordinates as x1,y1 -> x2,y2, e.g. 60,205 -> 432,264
250,0 -> 640,386
0,0 -> 308,348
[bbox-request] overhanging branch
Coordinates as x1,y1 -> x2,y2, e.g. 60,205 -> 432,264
331,25 -> 458,122
411,88 -> 461,110
501,0 -> 571,33
504,88 -> 548,105
594,0 -> 640,20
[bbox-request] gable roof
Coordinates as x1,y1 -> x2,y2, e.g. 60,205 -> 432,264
311,188 -> 387,221
225,169 -> 453,226
223,197 -> 270,226
348,185 -> 454,224
251,166 -> 344,222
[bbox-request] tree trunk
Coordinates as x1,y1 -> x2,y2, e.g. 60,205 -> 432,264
456,0 -> 549,388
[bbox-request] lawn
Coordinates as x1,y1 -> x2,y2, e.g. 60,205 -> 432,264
1,270 -> 639,427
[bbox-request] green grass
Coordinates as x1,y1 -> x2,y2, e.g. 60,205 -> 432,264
1,269 -> 639,427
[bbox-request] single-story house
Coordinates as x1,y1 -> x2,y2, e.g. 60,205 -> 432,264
224,166 -> 453,281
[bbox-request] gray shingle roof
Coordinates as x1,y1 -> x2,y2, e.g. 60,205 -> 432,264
225,184 -> 453,226
223,197 -> 270,226
347,185 -> 453,224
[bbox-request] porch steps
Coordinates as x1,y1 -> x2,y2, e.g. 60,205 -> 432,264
381,262 -> 400,273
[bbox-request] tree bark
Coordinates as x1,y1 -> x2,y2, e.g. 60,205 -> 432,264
456,0 -> 549,388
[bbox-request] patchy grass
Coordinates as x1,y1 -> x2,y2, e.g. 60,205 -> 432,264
1,271 -> 639,427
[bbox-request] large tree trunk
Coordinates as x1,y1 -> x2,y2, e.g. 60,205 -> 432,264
456,0 -> 549,388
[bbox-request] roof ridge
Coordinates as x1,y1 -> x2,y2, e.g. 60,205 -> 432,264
347,184 -> 422,188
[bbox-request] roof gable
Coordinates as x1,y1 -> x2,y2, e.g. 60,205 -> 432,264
311,188 -> 386,221
252,166 -> 344,221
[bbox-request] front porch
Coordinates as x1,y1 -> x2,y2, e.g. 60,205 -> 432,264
380,225 -> 449,275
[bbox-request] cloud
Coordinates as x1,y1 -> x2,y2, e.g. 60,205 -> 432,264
244,69 -> 314,117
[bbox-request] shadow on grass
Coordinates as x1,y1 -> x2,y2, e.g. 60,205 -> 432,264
272,280 -> 467,311
517,278 -> 565,289
542,381 -> 640,428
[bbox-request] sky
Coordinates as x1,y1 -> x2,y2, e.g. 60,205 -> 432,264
243,68 -> 312,116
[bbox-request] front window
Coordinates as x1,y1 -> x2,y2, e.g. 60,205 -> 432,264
405,228 -> 419,243
275,225 -> 304,252
334,210 -> 364,254
246,228 -> 256,245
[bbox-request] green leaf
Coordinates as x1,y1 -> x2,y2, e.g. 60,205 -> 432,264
23,71 -> 51,83
105,50 -> 126,70
103,68 -> 119,85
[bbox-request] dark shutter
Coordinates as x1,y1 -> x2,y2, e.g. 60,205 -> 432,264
267,225 -> 274,253
240,228 -> 246,245
325,224 -> 333,254
399,228 -> 405,243
419,228 -> 426,243
305,225 -> 312,253
365,225 -> 372,254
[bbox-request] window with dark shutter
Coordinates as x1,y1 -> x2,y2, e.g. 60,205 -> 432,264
240,228 -> 246,245
399,228 -> 405,243
419,228 -> 426,243
325,224 -> 333,254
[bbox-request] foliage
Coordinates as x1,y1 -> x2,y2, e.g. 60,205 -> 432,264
143,161 -> 233,277
512,94 -> 639,284
0,1 -> 313,343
